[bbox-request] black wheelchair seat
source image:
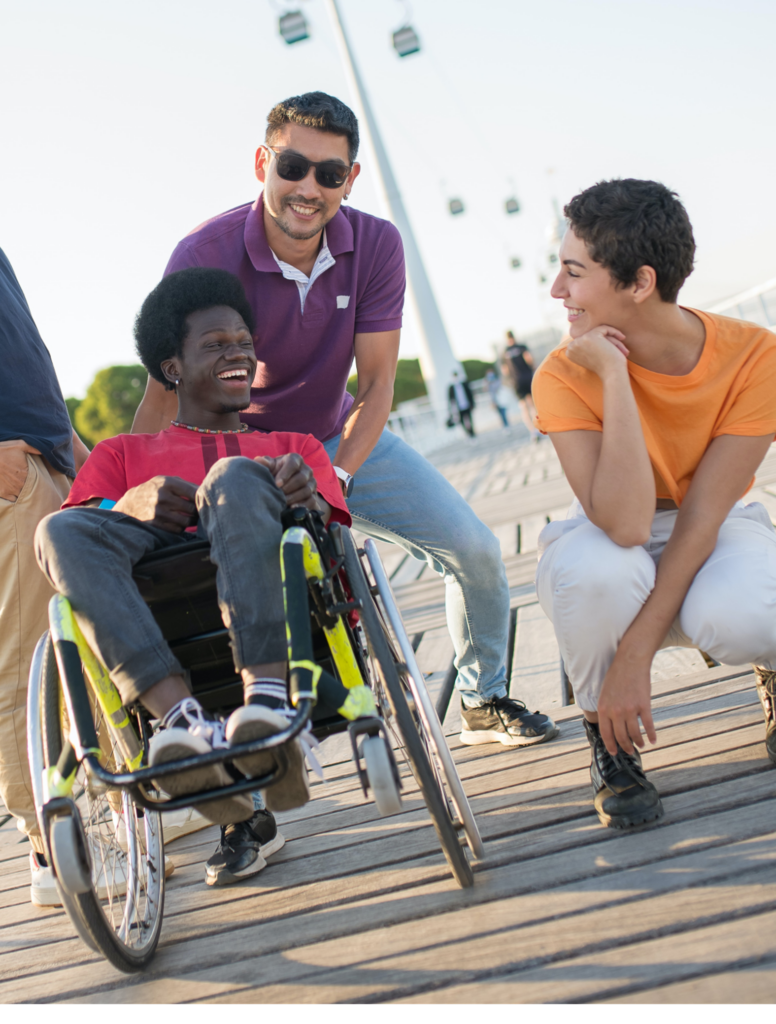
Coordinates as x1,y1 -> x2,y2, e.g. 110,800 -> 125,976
131,534 -> 350,725
133,539 -> 241,712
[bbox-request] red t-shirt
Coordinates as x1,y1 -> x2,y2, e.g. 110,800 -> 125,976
63,425 -> 351,526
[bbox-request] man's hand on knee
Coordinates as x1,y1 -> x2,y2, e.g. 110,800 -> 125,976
113,476 -> 198,533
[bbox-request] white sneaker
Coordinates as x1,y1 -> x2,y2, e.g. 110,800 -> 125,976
149,698 -> 253,826
30,840 -> 174,908
29,851 -> 59,907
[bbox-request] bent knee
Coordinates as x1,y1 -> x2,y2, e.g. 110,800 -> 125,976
34,509 -> 89,582
200,456 -> 273,493
35,508 -> 85,557
547,524 -> 654,601
682,591 -> 776,664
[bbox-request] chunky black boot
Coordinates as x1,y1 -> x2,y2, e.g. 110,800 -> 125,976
584,719 -> 664,829
753,667 -> 776,765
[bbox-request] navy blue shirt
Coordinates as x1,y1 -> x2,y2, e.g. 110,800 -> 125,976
0,248 -> 74,477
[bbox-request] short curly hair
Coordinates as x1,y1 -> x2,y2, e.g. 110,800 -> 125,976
134,268 -> 255,390
266,91 -> 359,164
564,179 -> 695,303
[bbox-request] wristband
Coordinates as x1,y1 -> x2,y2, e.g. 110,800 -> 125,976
98,498 -> 117,510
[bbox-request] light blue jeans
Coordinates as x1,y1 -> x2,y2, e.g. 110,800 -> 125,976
324,429 -> 509,707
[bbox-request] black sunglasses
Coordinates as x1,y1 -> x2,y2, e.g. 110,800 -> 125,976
265,146 -> 351,190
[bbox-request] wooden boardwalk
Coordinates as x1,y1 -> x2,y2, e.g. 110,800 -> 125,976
3,424 -> 776,1003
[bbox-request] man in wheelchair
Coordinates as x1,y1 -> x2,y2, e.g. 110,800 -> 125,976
34,267 -> 350,881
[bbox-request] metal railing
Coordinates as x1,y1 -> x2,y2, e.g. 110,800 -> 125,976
707,277 -> 776,329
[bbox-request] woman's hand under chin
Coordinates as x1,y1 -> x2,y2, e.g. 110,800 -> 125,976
566,325 -> 629,380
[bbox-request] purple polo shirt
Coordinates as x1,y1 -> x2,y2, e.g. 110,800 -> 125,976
164,193 -> 405,441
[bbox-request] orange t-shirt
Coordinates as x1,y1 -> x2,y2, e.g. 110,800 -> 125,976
532,310 -> 776,505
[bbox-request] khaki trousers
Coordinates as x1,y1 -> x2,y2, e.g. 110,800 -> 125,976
0,454 -> 71,852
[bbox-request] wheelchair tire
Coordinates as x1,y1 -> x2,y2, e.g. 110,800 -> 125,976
341,528 -> 474,888
38,634 -> 165,972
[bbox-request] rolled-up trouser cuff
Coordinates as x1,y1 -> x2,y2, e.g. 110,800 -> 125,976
109,645 -> 185,705
229,621 -> 288,671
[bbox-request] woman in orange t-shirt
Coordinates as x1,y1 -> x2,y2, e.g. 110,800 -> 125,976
532,178 -> 776,833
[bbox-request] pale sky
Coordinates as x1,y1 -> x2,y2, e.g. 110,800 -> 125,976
2,0 -> 775,398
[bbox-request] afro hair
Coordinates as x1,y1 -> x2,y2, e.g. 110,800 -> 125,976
134,268 -> 256,390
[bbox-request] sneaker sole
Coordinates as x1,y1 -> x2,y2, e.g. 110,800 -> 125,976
150,734 -> 253,826
227,715 -> 311,812
226,708 -> 287,779
31,856 -> 175,907
205,831 -> 286,887
459,724 -> 560,747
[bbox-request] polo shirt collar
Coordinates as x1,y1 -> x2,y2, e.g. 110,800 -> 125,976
244,191 -> 354,273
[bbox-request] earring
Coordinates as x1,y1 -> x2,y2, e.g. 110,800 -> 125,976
343,193 -> 349,201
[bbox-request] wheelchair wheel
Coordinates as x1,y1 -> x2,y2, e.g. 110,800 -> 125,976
341,529 -> 474,888
34,633 -> 164,972
362,735 -> 403,816
361,538 -> 485,862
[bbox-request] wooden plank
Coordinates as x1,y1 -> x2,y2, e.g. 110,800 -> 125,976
395,905 -> 776,1005
389,554 -> 426,587
7,767 -> 774,1002
192,864 -> 776,1004
608,959 -> 776,1003
510,602 -> 564,711
413,627 -> 453,677
490,522 -> 517,558
40,803 -> 776,1004
518,513 -> 549,553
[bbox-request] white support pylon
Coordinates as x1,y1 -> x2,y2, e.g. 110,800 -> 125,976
325,0 -> 461,416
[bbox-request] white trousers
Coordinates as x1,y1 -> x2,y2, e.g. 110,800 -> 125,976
536,499 -> 776,712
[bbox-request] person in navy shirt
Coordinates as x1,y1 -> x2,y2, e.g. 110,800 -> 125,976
0,247 -> 89,907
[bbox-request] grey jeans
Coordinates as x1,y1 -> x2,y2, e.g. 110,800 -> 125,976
35,458 -> 288,705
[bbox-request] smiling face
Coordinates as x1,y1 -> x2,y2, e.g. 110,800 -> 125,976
551,230 -> 637,338
255,123 -> 360,241
161,306 -> 257,423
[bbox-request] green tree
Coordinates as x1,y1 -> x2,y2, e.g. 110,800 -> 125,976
74,365 -> 148,447
461,359 -> 494,382
65,396 -> 82,427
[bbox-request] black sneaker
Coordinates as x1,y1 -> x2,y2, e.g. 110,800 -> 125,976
205,810 -> 285,887
584,719 -> 664,829
753,667 -> 776,764
459,694 -> 559,747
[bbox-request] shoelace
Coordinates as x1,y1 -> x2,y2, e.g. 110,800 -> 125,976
597,741 -> 648,787
162,697 -> 228,749
757,668 -> 776,697
493,695 -> 529,716
244,680 -> 324,780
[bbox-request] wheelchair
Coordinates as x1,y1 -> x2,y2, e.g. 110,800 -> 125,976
26,507 -> 484,972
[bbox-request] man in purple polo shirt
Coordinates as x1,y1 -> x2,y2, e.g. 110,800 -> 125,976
133,91 -> 558,884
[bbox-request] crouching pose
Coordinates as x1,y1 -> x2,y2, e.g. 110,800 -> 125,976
533,178 -> 776,829
34,268 -> 350,873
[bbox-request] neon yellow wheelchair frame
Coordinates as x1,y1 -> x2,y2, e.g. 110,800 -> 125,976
41,521 -> 376,805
